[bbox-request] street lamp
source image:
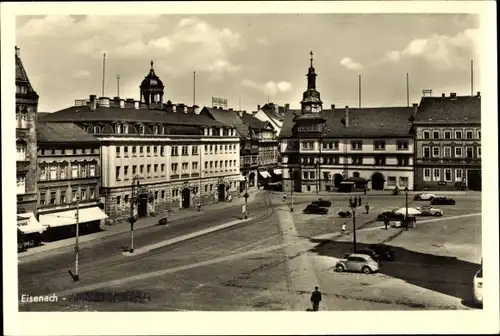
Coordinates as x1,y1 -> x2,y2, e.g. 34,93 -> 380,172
404,186 -> 409,219
349,198 -> 358,253
129,175 -> 141,253
289,168 -> 294,212
243,176 -> 249,219
73,192 -> 80,281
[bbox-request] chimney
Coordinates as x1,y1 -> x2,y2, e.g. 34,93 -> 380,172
134,101 -> 139,109
257,104 -> 261,110
237,110 -> 244,117
89,95 -> 97,111
193,105 -> 200,114
450,92 -> 457,99
172,105 -> 177,113
252,110 -> 258,116
119,98 -> 125,108
98,97 -> 110,107
441,93 -> 445,98
15,46 -> 20,57
412,103 -> 418,114
125,98 -> 134,108
331,104 -> 335,110
476,91 -> 481,97
284,104 -> 290,113
344,106 -> 350,127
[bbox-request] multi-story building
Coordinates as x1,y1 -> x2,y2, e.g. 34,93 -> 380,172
280,52 -> 415,193
16,46 -> 46,247
35,121 -> 106,241
40,62 -> 241,225
252,102 -> 288,135
413,92 -> 481,191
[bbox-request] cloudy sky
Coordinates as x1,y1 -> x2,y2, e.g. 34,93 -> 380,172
16,13 -> 480,113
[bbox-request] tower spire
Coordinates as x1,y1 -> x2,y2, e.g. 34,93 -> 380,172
310,50 -> 314,68
150,60 -> 154,70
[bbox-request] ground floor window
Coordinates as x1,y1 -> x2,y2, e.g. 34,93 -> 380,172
433,168 -> 440,181
455,169 -> 463,181
387,176 -> 396,186
399,176 -> 409,187
444,169 -> 452,182
423,168 -> 431,181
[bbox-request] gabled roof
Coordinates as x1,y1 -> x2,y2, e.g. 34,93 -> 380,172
200,107 -> 243,126
40,105 -> 225,127
37,122 -> 100,144
15,50 -> 38,97
239,113 -> 272,130
414,95 -> 481,124
261,103 -> 286,122
280,107 -> 414,138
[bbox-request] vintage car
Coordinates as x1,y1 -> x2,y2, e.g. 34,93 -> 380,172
303,204 -> 329,214
311,198 -> 332,207
430,197 -> 456,205
335,254 -> 380,274
338,210 -> 352,218
413,193 -> 436,201
416,205 -> 443,216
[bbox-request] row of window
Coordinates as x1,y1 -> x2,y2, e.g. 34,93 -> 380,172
423,168 -> 465,183
422,129 -> 480,140
16,85 -> 29,94
387,176 -> 409,187
39,186 -> 96,206
116,144 -> 238,158
40,148 -> 97,156
15,112 -> 28,129
299,156 -> 410,166
16,175 -> 26,194
422,146 -> 481,159
39,163 -> 97,181
116,160 -> 239,180
104,124 -> 236,137
302,140 -> 410,151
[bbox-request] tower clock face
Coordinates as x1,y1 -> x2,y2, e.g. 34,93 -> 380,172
304,105 -> 312,112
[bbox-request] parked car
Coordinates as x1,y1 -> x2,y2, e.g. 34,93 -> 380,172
416,205 -> 443,216
430,197 -> 456,205
414,193 -> 436,201
338,210 -> 352,218
368,244 -> 396,261
390,216 -> 416,228
311,198 -> 332,207
303,204 -> 329,214
344,249 -> 380,262
335,254 -> 380,274
158,217 -> 168,225
376,211 -> 405,222
472,267 -> 483,306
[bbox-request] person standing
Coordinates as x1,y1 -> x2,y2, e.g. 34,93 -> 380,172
341,224 -> 346,233
365,202 -> 369,214
310,286 -> 322,311
358,196 -> 362,206
363,185 -> 367,195
384,218 -> 389,230
349,197 -> 354,207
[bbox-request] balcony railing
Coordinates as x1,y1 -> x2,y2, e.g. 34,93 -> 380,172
170,174 -> 179,179
181,173 -> 190,178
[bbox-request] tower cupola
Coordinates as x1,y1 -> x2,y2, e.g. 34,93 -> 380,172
140,60 -> 165,106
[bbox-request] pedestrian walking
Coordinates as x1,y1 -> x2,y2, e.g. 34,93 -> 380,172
357,196 -> 362,206
197,201 -> 201,211
341,224 -> 346,233
349,197 -> 354,207
365,202 -> 369,214
363,186 -> 367,195
310,287 -> 322,311
384,218 -> 389,230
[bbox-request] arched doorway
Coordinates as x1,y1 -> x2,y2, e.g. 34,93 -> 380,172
371,172 -> 385,190
293,170 -> 301,192
248,172 -> 256,187
137,194 -> 148,217
218,184 -> 226,201
182,188 -> 191,208
333,173 -> 343,188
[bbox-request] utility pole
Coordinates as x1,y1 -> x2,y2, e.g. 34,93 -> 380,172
74,193 -> 80,281
116,75 -> 120,97
290,168 -> 294,212
199,145 -> 202,209
129,175 -> 140,253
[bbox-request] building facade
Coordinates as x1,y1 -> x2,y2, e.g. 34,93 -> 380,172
35,122 -> 106,241
413,92 -> 481,191
41,62 -> 241,225
280,52 -> 415,193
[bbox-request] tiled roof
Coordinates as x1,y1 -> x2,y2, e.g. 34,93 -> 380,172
234,124 -> 251,139
240,113 -> 270,130
37,122 -> 100,144
40,105 -> 226,127
261,104 -> 285,122
37,112 -> 52,119
280,107 -> 414,138
200,107 -> 243,126
414,95 -> 481,123
15,52 -> 38,96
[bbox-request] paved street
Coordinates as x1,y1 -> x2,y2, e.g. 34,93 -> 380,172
18,191 -> 481,311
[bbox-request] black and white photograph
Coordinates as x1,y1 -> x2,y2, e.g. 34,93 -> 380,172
2,1 -> 498,335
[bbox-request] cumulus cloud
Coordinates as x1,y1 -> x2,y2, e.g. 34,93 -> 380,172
385,28 -> 479,70
340,57 -> 363,70
242,79 -> 292,96
256,37 -> 269,45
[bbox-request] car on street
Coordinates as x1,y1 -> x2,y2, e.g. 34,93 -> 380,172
303,204 -> 329,214
430,197 -> 456,205
368,244 -> 396,261
390,216 -> 416,228
473,267 -> 483,306
311,198 -> 332,207
414,193 -> 436,201
335,253 -> 380,274
344,249 -> 380,262
376,211 -> 405,222
338,210 -> 352,218
416,205 -> 443,216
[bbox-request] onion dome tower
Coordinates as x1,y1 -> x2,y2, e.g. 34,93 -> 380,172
140,60 -> 164,106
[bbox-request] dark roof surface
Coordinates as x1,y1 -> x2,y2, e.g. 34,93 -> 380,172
15,53 -> 37,95
201,107 -> 243,126
261,103 -> 286,121
37,122 -> 100,144
414,95 -> 481,123
240,113 -> 270,130
280,107 -> 414,138
40,105 -> 226,127
37,112 -> 52,119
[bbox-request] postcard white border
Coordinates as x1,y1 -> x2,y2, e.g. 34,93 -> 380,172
2,1 -> 498,335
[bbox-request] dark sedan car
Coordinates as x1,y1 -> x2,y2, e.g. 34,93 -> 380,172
311,198 -> 332,207
368,244 -> 396,261
430,197 -> 456,205
376,211 -> 405,222
303,204 -> 329,214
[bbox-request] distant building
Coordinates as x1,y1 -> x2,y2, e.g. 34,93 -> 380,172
412,92 -> 481,191
40,62 -> 241,225
36,122 -> 105,241
16,46 -> 45,248
279,52 -> 415,193
252,102 -> 288,136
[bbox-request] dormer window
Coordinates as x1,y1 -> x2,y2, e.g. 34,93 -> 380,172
160,126 -> 165,135
123,124 -> 128,134
153,126 -> 158,135
93,125 -> 100,133
139,125 -> 145,135
115,124 -> 122,134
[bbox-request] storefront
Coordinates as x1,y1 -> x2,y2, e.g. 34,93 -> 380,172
17,213 -> 47,251
38,206 -> 108,242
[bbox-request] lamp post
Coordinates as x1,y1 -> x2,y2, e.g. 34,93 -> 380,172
243,175 -> 249,219
289,168 -> 294,212
349,199 -> 358,253
73,192 -> 80,281
404,186 -> 409,219
129,175 -> 141,253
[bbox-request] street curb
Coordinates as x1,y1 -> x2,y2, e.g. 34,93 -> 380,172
121,217 -> 253,256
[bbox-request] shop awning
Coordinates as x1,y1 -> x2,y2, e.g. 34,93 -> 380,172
17,213 -> 47,234
259,171 -> 271,178
39,207 -> 108,228
237,175 -> 246,181
273,169 -> 282,175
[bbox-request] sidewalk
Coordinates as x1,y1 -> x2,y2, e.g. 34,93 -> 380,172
19,190 -> 262,259
273,190 -> 480,197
